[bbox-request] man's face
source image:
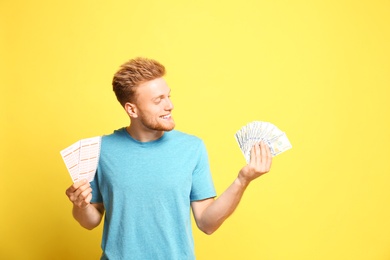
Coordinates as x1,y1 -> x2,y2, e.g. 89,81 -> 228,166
133,77 -> 175,132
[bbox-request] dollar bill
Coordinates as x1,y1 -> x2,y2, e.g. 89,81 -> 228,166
235,121 -> 292,162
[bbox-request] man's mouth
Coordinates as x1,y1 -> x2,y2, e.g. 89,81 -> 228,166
160,114 -> 172,120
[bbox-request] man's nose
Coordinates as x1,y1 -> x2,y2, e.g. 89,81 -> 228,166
165,98 -> 174,110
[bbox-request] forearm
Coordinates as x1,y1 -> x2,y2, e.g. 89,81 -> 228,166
197,177 -> 249,234
72,204 -> 104,230
194,141 -> 272,235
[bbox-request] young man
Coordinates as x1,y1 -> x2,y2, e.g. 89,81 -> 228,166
65,57 -> 272,259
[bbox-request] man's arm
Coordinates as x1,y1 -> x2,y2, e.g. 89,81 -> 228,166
65,179 -> 105,230
191,141 -> 272,235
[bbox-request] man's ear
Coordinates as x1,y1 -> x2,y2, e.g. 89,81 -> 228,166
124,102 -> 138,118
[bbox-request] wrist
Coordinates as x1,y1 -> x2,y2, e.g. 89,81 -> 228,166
73,202 -> 90,210
236,173 -> 251,189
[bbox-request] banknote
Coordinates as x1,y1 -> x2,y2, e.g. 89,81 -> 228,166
235,121 -> 292,162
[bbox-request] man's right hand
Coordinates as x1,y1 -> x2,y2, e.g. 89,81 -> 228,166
65,179 -> 93,209
65,180 -> 104,230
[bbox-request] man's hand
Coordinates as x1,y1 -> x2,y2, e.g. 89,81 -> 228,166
65,179 -> 104,230
238,141 -> 272,187
65,179 -> 93,209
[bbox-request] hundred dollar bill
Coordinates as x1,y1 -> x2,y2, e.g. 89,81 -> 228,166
267,133 -> 292,156
235,121 -> 292,162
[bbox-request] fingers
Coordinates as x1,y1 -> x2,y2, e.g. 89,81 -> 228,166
249,142 -> 261,166
250,143 -> 257,165
66,179 -> 86,198
65,179 -> 93,209
260,141 -> 270,161
240,142 -> 273,185
261,141 -> 272,171
250,141 -> 272,174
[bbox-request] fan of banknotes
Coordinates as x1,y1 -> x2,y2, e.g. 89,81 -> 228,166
235,121 -> 292,162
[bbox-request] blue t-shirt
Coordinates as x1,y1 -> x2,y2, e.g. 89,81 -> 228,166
90,128 -> 216,260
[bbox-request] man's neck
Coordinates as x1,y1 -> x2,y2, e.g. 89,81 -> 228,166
126,125 -> 164,142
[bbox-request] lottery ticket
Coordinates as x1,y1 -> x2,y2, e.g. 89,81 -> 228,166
60,136 -> 101,182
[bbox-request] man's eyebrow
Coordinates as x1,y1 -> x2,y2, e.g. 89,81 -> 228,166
152,89 -> 171,99
151,95 -> 162,101
152,91 -> 171,101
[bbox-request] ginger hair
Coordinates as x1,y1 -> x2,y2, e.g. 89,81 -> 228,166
112,57 -> 166,106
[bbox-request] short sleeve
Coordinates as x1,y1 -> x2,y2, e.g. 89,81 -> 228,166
190,141 -> 217,201
90,168 -> 103,203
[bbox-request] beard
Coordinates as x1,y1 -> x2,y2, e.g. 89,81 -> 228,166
138,111 -> 176,132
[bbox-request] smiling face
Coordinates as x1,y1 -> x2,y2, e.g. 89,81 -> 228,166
127,77 -> 175,134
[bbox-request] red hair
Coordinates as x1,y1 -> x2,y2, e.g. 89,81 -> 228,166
112,57 -> 166,106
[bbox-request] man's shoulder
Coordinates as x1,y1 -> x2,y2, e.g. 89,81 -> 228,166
169,130 -> 203,143
102,127 -> 126,138
100,127 -> 128,146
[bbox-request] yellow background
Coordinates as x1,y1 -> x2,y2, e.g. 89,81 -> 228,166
1,0 -> 389,259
